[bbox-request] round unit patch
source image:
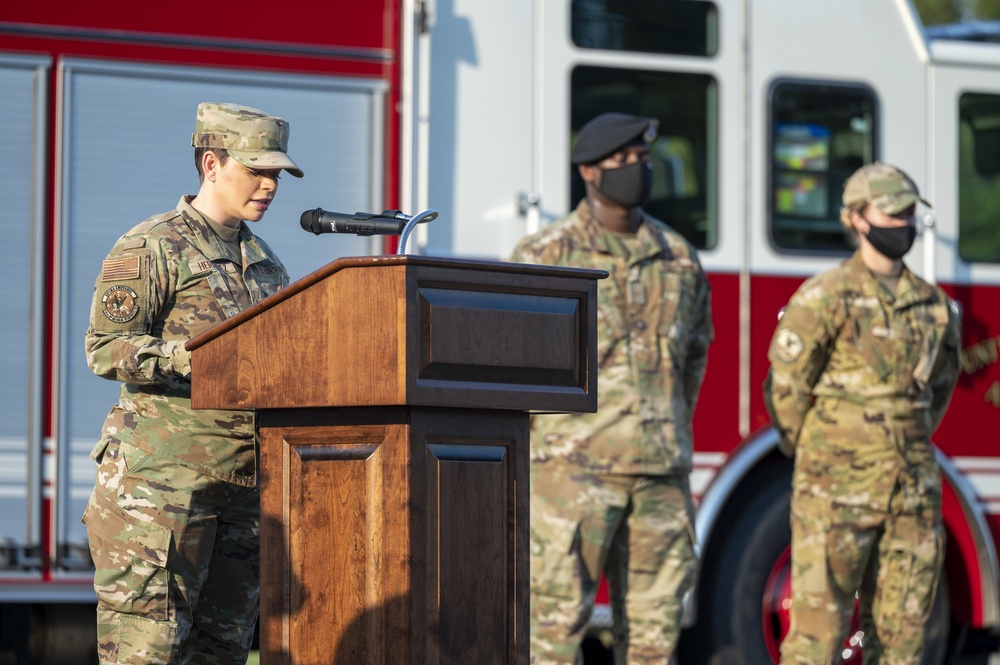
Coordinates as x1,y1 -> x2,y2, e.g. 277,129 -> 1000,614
774,328 -> 804,363
101,285 -> 140,324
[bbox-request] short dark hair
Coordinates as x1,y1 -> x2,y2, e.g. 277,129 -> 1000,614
194,147 -> 230,183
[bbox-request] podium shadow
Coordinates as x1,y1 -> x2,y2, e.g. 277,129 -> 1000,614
333,594 -> 421,664
257,510 -> 306,664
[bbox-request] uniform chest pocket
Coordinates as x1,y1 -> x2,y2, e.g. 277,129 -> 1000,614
912,303 -> 951,389
644,273 -> 682,374
177,261 -> 244,321
591,261 -> 630,367
656,271 -> 684,336
208,263 -> 250,317
847,306 -> 896,380
246,267 -> 287,303
655,265 -> 701,358
596,297 -> 629,367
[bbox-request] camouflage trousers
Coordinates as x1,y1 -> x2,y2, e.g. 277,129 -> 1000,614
529,467 -> 696,665
82,439 -> 260,665
779,492 -> 944,665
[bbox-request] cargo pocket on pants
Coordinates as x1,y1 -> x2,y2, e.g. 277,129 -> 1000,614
84,487 -> 173,622
881,523 -> 944,636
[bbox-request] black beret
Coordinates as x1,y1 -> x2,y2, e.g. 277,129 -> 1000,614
571,112 -> 659,165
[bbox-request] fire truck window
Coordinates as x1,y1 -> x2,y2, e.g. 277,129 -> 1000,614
571,0 -> 717,57
0,55 -> 47,560
571,65 -> 718,250
958,92 -> 1000,263
57,59 -> 388,560
769,81 -> 878,254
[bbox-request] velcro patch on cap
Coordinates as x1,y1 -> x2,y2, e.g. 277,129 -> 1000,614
101,256 -> 140,282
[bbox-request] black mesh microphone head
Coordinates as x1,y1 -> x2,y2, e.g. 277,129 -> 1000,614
300,208 -> 323,234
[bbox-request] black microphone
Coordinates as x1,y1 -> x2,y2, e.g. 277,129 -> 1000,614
300,208 -> 409,236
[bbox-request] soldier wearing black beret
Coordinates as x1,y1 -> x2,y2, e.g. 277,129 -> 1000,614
571,111 -> 659,165
509,112 -> 714,664
571,112 -> 660,231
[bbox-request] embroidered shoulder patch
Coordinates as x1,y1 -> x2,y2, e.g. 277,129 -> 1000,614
774,328 -> 804,363
101,286 -> 140,324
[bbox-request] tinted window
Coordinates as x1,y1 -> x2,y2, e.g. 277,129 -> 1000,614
571,66 -> 718,249
769,81 -> 878,253
958,92 -> 1000,263
571,0 -> 718,57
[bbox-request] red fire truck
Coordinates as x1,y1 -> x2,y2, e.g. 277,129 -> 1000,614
1,0 -> 999,663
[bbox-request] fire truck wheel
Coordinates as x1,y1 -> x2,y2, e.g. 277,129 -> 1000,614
689,467 -> 792,664
689,466 -> 950,665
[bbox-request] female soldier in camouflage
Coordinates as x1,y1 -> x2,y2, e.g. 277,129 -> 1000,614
82,103 -> 302,664
766,162 -> 962,664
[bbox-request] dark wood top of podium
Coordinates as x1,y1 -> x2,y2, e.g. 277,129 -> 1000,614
187,253 -> 603,412
187,254 -> 605,352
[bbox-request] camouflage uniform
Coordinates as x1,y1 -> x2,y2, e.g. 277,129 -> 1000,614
82,103 -> 300,665
767,250 -> 961,665
510,199 -> 713,664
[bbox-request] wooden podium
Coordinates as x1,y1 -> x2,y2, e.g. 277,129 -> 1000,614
186,255 -> 602,665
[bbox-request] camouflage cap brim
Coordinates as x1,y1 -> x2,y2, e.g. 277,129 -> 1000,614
871,190 -> 930,215
229,150 -> 304,178
842,161 -> 930,212
193,102 -> 304,178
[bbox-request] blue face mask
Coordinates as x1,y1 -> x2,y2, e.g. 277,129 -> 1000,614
599,161 -> 652,208
865,223 -> 916,259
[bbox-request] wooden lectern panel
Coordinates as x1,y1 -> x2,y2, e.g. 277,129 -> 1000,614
260,421 -> 405,664
414,287 -> 581,388
188,256 -> 601,414
409,408 -> 528,664
419,441 -> 513,662
259,407 -> 528,665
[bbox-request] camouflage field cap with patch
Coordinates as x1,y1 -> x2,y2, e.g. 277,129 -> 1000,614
842,161 -> 929,214
192,102 -> 304,178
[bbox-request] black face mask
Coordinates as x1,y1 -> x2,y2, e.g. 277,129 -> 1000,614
598,161 -> 652,208
865,223 -> 916,259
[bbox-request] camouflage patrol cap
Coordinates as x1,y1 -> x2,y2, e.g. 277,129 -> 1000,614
842,162 -> 929,214
571,112 -> 659,165
192,102 -> 304,178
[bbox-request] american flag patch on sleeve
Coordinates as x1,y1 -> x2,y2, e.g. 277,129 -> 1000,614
101,256 -> 140,281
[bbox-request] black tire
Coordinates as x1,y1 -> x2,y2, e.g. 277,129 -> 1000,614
684,463 -> 950,665
687,466 -> 791,665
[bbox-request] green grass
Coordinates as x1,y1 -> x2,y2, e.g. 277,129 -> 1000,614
246,651 -> 260,665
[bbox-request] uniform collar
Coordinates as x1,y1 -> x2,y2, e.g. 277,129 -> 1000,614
177,195 -> 275,267
845,250 -> 937,308
575,199 -> 672,262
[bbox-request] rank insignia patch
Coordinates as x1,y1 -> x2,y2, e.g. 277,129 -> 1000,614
774,328 -> 804,363
101,286 -> 140,323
